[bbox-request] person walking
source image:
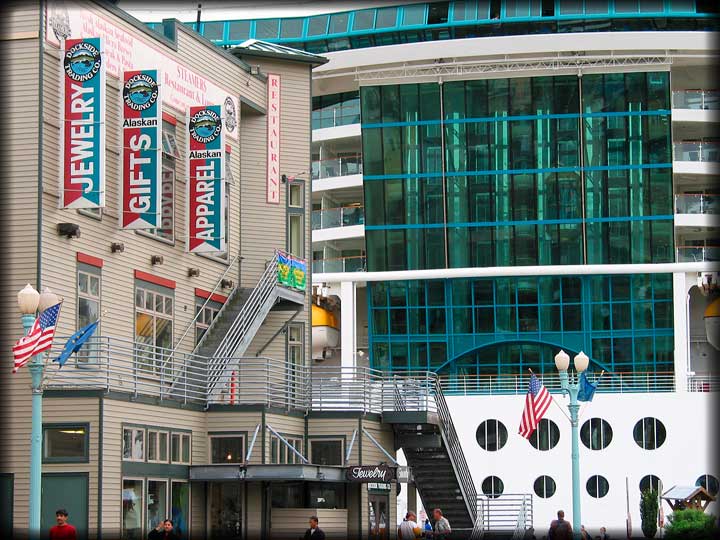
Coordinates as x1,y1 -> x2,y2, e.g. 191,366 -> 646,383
548,510 -> 573,540
49,508 -> 77,540
597,526 -> 611,539
149,519 -> 180,540
432,508 -> 451,539
303,515 -> 326,540
399,511 -> 421,539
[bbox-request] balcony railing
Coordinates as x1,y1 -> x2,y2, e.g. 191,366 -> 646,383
675,194 -> 720,215
312,155 -> 362,180
673,141 -> 720,162
687,374 -> 720,393
312,255 -> 366,273
676,246 -> 720,262
672,90 -> 720,110
43,336 -> 439,412
311,205 -> 364,230
312,111 -> 360,130
477,494 -> 533,533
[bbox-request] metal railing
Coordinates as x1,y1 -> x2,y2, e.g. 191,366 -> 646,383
477,494 -> 533,534
688,374 -> 720,393
311,110 -> 360,130
312,155 -> 362,180
439,371 -> 676,395
673,141 -> 720,162
676,246 -> 720,262
311,205 -> 364,230
675,194 -> 720,215
672,90 -> 720,110
312,255 -> 366,273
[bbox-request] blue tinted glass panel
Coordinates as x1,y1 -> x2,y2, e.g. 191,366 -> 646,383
228,21 -> 251,41
639,0 -> 664,12
615,0 -> 639,13
403,4 -> 426,25
329,13 -> 350,33
308,15 -> 329,36
353,10 -> 376,30
453,0 -> 478,20
280,19 -> 304,38
202,21 -> 224,41
670,0 -> 695,11
376,7 -> 398,28
505,0 -> 542,17
256,19 -> 280,39
558,0 -> 584,14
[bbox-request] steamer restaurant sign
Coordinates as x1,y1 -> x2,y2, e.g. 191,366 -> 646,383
346,465 -> 396,483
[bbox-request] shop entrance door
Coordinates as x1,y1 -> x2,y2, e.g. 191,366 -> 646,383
368,492 -> 389,540
209,483 -> 243,540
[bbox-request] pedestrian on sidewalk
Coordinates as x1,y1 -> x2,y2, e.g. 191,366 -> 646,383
149,519 -> 180,540
548,510 -> 572,540
399,511 -> 421,538
49,508 -> 77,540
303,515 -> 326,540
432,508 -> 451,539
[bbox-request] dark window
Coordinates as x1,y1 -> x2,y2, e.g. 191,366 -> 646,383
528,418 -> 560,451
476,420 -> 508,451
427,2 -> 450,24
639,475 -> 661,493
580,418 -> 613,450
308,483 -> 347,509
586,475 -> 610,498
534,475 -> 556,498
696,475 -> 719,497
310,439 -> 343,465
482,476 -> 504,498
633,417 -> 666,450
210,436 -> 244,464
43,425 -> 88,462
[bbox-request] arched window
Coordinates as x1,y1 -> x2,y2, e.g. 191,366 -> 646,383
586,475 -> 609,498
639,475 -> 662,493
696,475 -> 719,497
580,418 -> 613,450
482,476 -> 504,498
528,418 -> 560,451
633,418 -> 666,450
476,420 -> 508,451
534,476 -> 556,498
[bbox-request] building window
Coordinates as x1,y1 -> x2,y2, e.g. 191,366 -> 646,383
639,475 -> 662,493
147,430 -> 169,463
43,425 -> 88,462
534,475 -> 556,498
146,479 -> 167,532
195,298 -> 221,345
171,433 -> 191,464
270,434 -> 303,464
76,264 -> 101,364
210,435 -> 245,464
287,179 -> 305,258
580,418 -> 613,450
528,418 -> 560,451
633,418 -> 666,450
586,475 -> 610,498
308,483 -> 347,509
123,427 -> 145,461
476,420 -> 508,451
696,475 -> 719,497
481,476 -> 504,498
122,478 -> 144,539
309,439 -> 343,466
143,120 -> 178,242
171,481 -> 190,537
289,182 -> 303,208
135,285 -> 174,376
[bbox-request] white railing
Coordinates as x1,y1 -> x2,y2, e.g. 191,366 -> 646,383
675,194 -> 720,215
311,205 -> 364,230
673,141 -> 720,162
676,246 -> 720,263
672,90 -> 720,110
687,374 -> 720,393
311,155 -> 362,180
439,371 -> 676,395
312,255 -> 366,273
478,494 -> 533,533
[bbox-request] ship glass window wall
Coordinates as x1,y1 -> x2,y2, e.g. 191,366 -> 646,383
534,475 -> 556,498
481,476 -> 504,498
639,474 -> 662,493
313,91 -> 360,129
587,475 -> 610,498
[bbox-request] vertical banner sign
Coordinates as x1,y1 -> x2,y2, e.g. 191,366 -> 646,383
120,69 -> 162,229
187,105 -> 226,254
61,37 -> 105,209
266,74 -> 281,204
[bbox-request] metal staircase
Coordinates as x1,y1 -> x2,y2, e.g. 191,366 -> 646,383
387,378 -> 479,538
198,253 -> 305,400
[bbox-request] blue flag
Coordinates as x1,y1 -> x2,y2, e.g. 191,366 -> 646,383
577,372 -> 598,402
53,320 -> 99,367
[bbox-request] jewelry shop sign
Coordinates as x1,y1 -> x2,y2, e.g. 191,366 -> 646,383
345,465 -> 396,483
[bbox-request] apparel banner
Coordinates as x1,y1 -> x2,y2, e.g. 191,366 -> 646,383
277,251 -> 307,291
120,69 -> 162,229
186,105 -> 226,254
60,37 -> 105,209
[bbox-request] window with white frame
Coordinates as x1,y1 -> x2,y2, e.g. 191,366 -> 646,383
270,434 -> 303,464
77,264 -> 101,363
123,427 -> 145,461
146,479 -> 168,532
122,478 -> 144,539
143,120 -> 179,242
210,435 -> 245,464
170,432 -> 191,464
147,429 -> 169,463
195,298 -> 221,346
134,285 -> 174,376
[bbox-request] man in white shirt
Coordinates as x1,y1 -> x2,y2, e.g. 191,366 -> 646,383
399,511 -> 420,539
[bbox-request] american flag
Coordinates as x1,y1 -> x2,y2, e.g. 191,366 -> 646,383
12,302 -> 62,372
518,374 -> 552,438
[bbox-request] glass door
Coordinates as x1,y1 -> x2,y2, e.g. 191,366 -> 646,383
209,483 -> 243,540
368,493 -> 389,540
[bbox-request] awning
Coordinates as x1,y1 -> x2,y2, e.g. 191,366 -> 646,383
189,464 -> 346,482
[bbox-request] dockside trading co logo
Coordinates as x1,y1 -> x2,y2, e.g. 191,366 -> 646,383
189,108 -> 222,144
123,73 -> 159,111
64,41 -> 102,82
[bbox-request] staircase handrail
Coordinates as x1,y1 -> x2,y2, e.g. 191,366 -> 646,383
174,253 -> 240,354
433,380 -> 478,524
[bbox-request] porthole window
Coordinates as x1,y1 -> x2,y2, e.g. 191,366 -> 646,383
633,418 -> 666,450
528,418 -> 560,451
476,420 -> 508,452
586,475 -> 610,498
534,476 -> 556,498
639,475 -> 662,493
580,418 -> 613,450
696,475 -> 719,497
482,476 -> 504,498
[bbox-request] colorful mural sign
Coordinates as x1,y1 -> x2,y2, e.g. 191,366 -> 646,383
277,251 -> 307,291
61,37 -> 105,209
186,105 -> 226,254
266,74 -> 281,204
120,69 -> 162,229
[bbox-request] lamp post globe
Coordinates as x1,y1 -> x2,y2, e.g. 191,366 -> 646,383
38,287 -> 59,313
17,284 -> 40,315
574,351 -> 590,373
554,349 -> 570,372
